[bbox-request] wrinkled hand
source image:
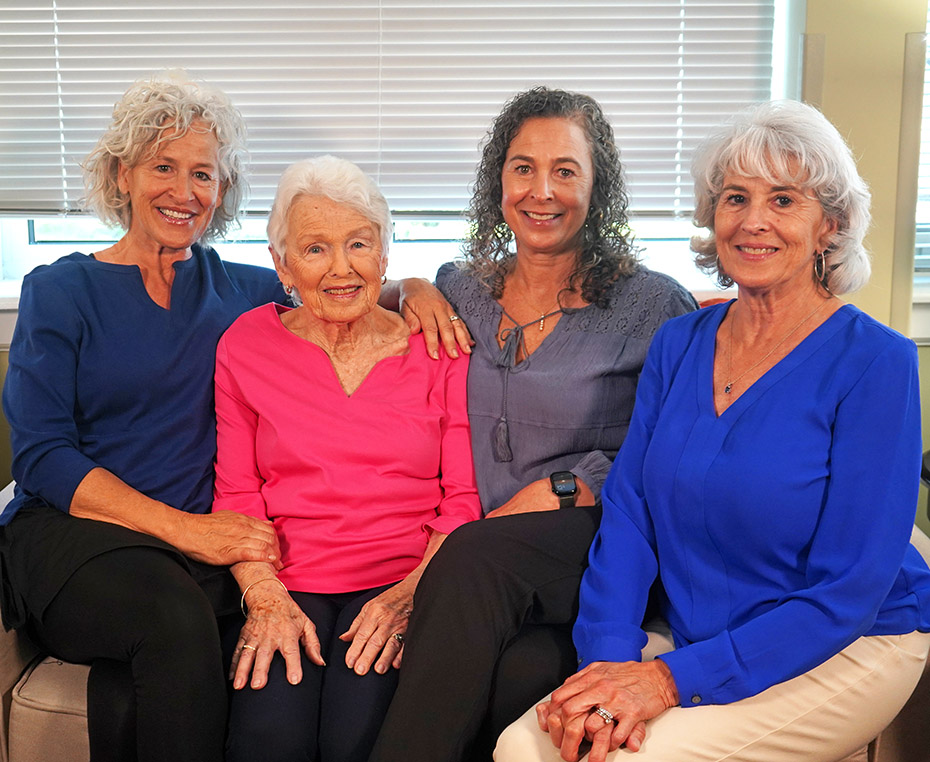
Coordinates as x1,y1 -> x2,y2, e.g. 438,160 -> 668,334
398,278 -> 474,360
173,511 -> 282,569
340,578 -> 414,675
536,660 -> 678,762
231,586 -> 324,690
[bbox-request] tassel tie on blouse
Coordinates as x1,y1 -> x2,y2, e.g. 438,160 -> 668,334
492,307 -> 563,462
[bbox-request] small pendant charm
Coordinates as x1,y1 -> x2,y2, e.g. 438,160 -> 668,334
724,383 -> 732,394
539,314 -> 545,331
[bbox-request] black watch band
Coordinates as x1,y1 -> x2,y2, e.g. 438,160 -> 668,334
549,471 -> 578,509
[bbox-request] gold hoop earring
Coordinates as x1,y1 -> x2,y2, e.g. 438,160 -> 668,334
813,250 -> 832,292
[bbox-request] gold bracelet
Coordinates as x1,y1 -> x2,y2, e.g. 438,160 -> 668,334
240,577 -> 288,617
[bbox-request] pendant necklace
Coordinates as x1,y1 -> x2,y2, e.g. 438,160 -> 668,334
536,302 -> 562,331
724,299 -> 830,395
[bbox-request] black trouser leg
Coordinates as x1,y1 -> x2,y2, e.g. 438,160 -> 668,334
470,623 -> 578,761
33,548 -> 227,762
369,505 -> 600,762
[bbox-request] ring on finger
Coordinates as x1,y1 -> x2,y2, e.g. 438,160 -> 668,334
593,706 -> 614,724
392,632 -> 404,644
448,315 -> 461,323
242,644 -> 258,652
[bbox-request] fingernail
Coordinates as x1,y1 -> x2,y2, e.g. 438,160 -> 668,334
375,664 -> 385,674
289,674 -> 299,685
431,351 -> 439,359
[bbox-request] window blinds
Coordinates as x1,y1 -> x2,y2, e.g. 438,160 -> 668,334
0,0 -> 773,218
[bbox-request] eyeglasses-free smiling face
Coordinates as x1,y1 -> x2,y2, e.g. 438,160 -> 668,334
500,116 -> 595,260
275,195 -> 386,326
117,123 -> 223,255
714,172 -> 837,298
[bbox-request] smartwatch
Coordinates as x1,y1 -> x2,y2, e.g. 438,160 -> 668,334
549,471 -> 578,509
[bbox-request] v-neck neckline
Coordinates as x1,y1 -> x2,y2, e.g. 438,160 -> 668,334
707,300 -> 850,420
88,251 -> 195,313
268,303 -> 414,398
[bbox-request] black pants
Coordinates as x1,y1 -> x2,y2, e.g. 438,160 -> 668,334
32,546 -> 233,762
225,585 -> 400,762
369,505 -> 601,762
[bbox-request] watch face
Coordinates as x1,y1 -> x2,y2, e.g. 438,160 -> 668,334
551,472 -> 577,496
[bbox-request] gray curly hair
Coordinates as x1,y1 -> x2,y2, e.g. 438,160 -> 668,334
691,100 -> 871,294
81,69 -> 249,241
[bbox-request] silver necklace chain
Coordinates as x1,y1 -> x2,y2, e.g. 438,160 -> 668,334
724,299 -> 830,395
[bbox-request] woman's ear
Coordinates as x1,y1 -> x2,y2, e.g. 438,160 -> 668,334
117,162 -> 130,195
269,245 -> 291,288
818,216 -> 839,252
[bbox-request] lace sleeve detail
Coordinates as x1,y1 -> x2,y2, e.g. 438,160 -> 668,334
435,262 -> 500,323
568,267 -> 697,337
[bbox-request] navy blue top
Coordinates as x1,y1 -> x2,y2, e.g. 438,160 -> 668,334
1,244 -> 284,526
574,302 -> 930,707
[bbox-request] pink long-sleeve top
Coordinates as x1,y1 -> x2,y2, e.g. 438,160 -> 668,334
213,303 -> 481,594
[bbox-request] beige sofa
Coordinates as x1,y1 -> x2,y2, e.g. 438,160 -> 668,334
0,480 -> 928,762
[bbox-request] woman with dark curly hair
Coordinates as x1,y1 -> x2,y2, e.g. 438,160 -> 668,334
369,87 -> 696,762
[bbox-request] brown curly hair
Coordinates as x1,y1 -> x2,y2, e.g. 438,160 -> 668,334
463,87 -> 637,306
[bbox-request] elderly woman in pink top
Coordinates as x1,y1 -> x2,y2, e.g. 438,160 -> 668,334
212,155 -> 480,762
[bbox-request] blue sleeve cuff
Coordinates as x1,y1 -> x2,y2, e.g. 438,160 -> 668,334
574,628 -> 648,670
29,447 -> 99,512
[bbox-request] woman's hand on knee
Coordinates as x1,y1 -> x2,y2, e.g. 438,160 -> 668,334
538,660 -> 678,759
173,511 -> 283,569
339,580 -> 414,676
231,592 -> 324,690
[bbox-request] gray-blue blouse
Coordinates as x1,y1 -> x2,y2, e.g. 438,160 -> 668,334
435,261 -> 696,513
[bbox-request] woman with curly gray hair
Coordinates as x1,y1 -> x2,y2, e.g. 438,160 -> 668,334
371,86 -> 695,762
0,70 -> 286,762
498,100 -> 929,762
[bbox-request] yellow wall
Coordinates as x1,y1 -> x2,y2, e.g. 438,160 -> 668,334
804,0 -> 927,332
804,0 -> 930,535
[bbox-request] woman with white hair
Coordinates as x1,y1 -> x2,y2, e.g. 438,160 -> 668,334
496,100 -> 930,762
213,155 -> 480,762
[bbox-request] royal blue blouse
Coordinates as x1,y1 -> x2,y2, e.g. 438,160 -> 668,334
574,302 -> 930,707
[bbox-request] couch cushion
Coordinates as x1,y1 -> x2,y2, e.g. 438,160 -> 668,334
9,658 -> 88,762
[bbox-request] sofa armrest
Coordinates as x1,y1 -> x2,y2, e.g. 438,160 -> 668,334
0,621 -> 41,762
0,482 -> 41,762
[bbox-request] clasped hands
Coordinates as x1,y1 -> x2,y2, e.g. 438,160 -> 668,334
536,660 -> 679,762
230,575 -> 414,691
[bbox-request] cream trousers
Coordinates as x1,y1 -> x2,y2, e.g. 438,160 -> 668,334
494,628 -> 930,762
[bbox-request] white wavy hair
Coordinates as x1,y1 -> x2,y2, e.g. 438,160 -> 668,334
266,156 -> 392,305
690,100 -> 871,294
